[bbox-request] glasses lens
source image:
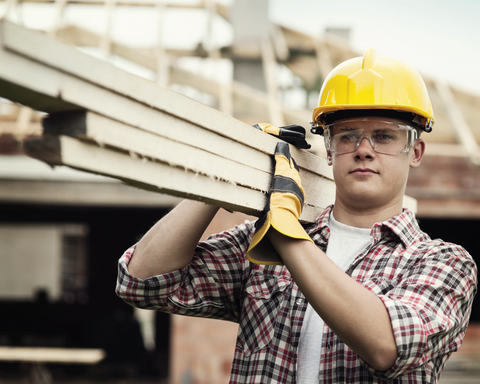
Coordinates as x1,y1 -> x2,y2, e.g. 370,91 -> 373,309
326,119 -> 415,155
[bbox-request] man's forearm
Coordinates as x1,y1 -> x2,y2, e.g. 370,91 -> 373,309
267,229 -> 398,371
128,200 -> 220,279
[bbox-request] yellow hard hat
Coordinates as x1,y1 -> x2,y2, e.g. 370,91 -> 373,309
311,48 -> 434,133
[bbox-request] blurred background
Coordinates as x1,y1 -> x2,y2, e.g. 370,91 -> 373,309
0,0 -> 479,383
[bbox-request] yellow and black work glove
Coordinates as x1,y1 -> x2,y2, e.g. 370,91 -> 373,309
253,123 -> 311,149
246,142 -> 314,265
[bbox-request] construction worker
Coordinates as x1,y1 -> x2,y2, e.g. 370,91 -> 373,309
116,48 -> 477,383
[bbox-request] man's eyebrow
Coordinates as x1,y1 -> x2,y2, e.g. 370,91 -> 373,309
371,127 -> 398,132
336,126 -> 357,132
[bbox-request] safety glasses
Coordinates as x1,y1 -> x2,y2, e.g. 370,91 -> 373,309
324,118 -> 418,155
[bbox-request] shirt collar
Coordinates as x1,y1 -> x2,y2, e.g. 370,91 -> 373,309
374,208 -> 427,248
307,205 -> 426,248
303,205 -> 334,244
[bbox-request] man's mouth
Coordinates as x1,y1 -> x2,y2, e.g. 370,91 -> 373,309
349,168 -> 379,175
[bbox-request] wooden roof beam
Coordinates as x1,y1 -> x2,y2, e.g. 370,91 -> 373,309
9,0 -> 231,19
435,79 -> 480,166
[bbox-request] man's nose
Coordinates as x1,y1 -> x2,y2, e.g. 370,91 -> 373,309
355,136 -> 376,154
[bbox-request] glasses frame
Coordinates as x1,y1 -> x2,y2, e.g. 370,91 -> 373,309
324,118 -> 419,155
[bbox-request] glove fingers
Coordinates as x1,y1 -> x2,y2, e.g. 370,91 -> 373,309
253,123 -> 311,149
291,156 -> 300,172
278,128 -> 304,140
292,140 -> 311,150
274,140 -> 291,160
274,142 -> 300,171
278,131 -> 311,149
281,125 -> 306,134
253,123 -> 280,136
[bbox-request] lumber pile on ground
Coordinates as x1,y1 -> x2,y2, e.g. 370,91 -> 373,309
0,21 -> 336,222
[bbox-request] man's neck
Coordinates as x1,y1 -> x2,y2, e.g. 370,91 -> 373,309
332,200 -> 403,229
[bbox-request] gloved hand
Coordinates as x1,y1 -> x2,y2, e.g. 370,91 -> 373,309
246,142 -> 314,265
253,123 -> 311,149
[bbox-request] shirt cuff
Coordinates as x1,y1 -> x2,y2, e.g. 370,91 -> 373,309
116,244 -> 184,307
358,295 -> 429,379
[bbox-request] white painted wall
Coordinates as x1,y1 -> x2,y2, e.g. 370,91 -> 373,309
0,225 -> 62,301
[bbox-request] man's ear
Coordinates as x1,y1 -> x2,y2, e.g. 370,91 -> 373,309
410,139 -> 426,168
327,150 -> 333,166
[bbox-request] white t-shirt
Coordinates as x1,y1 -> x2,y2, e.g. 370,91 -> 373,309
297,214 -> 372,383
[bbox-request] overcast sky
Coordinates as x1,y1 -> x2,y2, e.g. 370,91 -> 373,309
270,0 -> 480,96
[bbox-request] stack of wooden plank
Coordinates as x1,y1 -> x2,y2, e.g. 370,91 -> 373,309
0,21 -> 336,222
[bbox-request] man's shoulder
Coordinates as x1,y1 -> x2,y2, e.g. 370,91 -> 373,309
408,236 -> 475,269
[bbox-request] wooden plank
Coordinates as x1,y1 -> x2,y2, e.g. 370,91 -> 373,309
23,135 -> 330,222
15,0 -> 230,18
271,24 -> 290,61
48,0 -> 68,38
0,78 -> 81,113
261,36 -> 285,127
42,111 -> 273,193
0,347 -> 105,364
312,37 -> 333,81
51,24 -> 316,130
0,180 -> 182,206
2,20 -> 251,142
435,80 -> 480,165
41,111 -> 335,209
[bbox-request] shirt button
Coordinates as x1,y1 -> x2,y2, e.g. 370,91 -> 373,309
290,346 -> 294,353
296,298 -> 303,305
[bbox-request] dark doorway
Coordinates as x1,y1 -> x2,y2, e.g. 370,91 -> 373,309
418,217 -> 479,322
0,203 -> 172,381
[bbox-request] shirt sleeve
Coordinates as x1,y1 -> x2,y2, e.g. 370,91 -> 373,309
116,220 -> 256,323
362,241 -> 478,379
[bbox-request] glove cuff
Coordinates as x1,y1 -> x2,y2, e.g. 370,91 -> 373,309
246,210 -> 313,265
247,212 -> 283,265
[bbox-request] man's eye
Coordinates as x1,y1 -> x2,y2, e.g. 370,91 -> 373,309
339,131 -> 360,141
373,131 -> 394,141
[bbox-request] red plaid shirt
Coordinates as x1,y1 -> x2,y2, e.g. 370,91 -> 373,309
116,206 -> 477,383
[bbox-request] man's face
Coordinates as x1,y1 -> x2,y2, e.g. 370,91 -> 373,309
326,116 -> 425,211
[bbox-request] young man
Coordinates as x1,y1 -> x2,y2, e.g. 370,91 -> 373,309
116,48 -> 477,383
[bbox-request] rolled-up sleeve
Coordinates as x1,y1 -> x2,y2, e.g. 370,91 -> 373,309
362,242 -> 478,379
116,221 -> 256,322
116,244 -> 185,307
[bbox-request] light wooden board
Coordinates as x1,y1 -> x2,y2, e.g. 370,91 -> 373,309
0,180 -> 181,206
52,24 -> 316,127
435,80 -> 480,165
24,135 -> 331,221
41,111 -> 335,209
0,347 -> 105,364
